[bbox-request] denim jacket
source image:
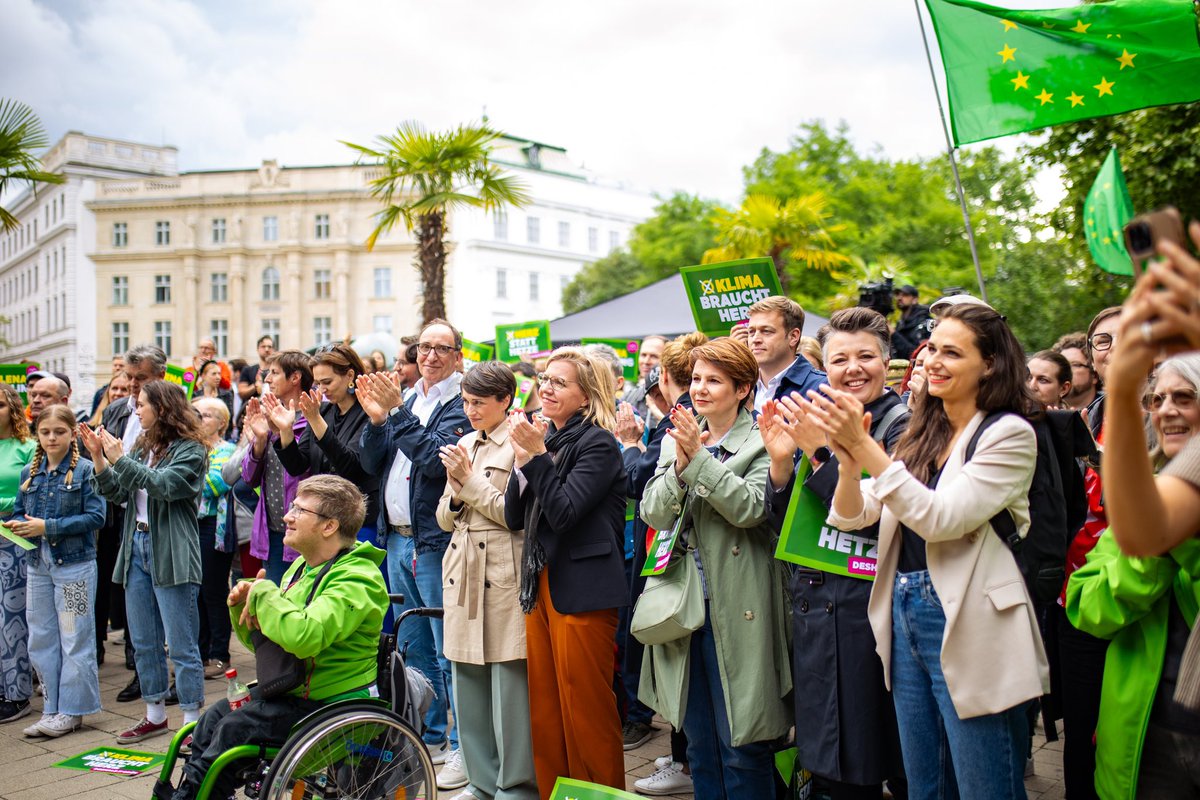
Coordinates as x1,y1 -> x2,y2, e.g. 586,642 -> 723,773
12,457 -> 106,567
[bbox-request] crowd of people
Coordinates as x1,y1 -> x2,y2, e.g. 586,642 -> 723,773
1,226 -> 1200,800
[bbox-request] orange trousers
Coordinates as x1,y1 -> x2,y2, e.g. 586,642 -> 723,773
525,570 -> 625,799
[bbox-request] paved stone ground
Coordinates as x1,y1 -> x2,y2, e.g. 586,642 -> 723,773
0,634 -> 1067,799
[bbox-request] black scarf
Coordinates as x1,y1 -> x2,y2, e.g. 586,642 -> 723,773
519,412 -> 594,613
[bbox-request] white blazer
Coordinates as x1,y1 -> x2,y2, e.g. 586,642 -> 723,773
828,410 -> 1050,719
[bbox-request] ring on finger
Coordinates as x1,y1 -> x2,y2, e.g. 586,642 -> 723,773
1142,320 -> 1154,344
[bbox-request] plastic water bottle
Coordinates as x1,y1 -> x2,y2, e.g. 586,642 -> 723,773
226,668 -> 250,711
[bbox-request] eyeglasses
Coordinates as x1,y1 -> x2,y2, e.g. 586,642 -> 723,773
537,372 -> 578,392
1088,333 -> 1114,352
287,502 -> 329,519
417,343 -> 461,357
1143,388 -> 1199,412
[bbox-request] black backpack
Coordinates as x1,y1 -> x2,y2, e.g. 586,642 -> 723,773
964,409 -> 1096,604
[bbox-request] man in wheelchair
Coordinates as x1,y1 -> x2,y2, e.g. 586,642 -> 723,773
171,475 -> 388,800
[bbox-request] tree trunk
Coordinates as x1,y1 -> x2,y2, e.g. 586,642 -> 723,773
416,210 -> 448,323
771,248 -> 789,294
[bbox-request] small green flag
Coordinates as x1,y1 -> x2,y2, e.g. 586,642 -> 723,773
925,0 -> 1200,145
1083,148 -> 1135,276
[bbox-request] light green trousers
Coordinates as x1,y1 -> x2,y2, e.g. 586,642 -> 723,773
451,659 -> 539,800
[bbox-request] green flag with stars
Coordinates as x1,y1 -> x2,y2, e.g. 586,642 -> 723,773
925,0 -> 1200,146
1083,148 -> 1135,275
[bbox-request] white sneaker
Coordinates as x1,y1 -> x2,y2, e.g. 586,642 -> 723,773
437,748 -> 469,790
653,755 -> 673,769
427,738 -> 451,765
448,790 -> 479,800
37,713 -> 81,738
23,714 -> 53,737
635,760 -> 694,796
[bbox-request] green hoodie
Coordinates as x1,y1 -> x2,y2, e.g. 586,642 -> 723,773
1065,531 -> 1200,800
231,540 -> 388,701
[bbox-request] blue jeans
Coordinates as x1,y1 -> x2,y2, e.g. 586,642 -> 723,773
264,529 -> 288,584
891,571 -> 1029,800
387,533 -> 456,749
682,605 -> 776,800
27,549 -> 101,716
125,531 -> 205,711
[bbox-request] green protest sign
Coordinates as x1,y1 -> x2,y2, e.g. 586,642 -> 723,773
462,339 -> 495,369
680,257 -> 782,338
495,321 -> 552,363
774,457 -> 877,581
511,376 -> 537,411
581,338 -> 639,383
549,777 -> 643,800
0,363 -> 37,406
164,364 -> 196,400
55,746 -> 166,775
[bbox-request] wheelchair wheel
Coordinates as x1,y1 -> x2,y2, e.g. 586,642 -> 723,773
259,702 -> 436,800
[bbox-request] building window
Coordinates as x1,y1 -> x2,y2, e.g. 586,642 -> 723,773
373,267 -> 392,299
526,216 -> 540,244
314,268 -> 332,299
373,315 -> 392,334
588,226 -> 599,253
88,140 -> 106,155
494,211 -> 508,241
262,266 -> 280,300
261,318 -> 280,344
313,316 -> 332,346
211,218 -> 226,244
111,322 -> 129,357
112,276 -> 128,305
263,216 -> 278,242
529,272 -> 540,301
609,230 -> 620,251
314,214 -> 330,240
496,268 -> 507,299
558,221 -> 570,248
112,222 -> 127,247
154,320 -> 173,356
209,319 -> 228,357
155,220 -> 170,246
211,272 -> 228,303
154,274 -> 172,304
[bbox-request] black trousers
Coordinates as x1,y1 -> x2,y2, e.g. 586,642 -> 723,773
196,516 -> 235,663
1058,610 -> 1109,800
94,508 -> 125,650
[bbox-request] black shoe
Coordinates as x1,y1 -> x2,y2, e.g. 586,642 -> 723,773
170,779 -> 200,800
0,699 -> 31,723
125,640 -> 136,670
165,683 -> 179,706
117,675 -> 141,702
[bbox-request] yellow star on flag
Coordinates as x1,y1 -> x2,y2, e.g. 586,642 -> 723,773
1116,49 -> 1137,69
1072,19 -> 1092,34
1094,77 -> 1115,97
1011,71 -> 1030,90
1001,19 -> 1018,31
997,44 -> 1017,63
1036,88 -> 1054,105
1042,21 -> 1055,29
1102,236 -> 1112,245
1067,92 -> 1085,107
1088,218 -> 1095,227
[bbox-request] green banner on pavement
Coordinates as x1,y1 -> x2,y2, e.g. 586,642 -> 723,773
581,338 -> 639,383
164,363 -> 196,400
0,363 -> 38,406
680,258 -> 781,337
461,339 -> 495,369
550,777 -> 643,800
495,321 -> 552,362
774,457 -> 877,581
55,746 -> 166,775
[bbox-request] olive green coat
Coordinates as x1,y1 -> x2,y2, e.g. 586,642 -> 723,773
638,410 -> 792,747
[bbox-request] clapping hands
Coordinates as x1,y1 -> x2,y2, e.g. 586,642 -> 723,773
667,405 -> 709,474
508,411 -> 548,468
356,372 -> 403,425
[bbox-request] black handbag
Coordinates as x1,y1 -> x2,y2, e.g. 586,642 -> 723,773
249,549 -> 348,698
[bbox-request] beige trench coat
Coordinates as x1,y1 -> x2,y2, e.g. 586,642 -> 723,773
436,419 -> 527,665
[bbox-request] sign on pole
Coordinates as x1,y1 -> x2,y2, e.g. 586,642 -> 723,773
495,321 -> 552,362
679,257 -> 782,338
461,339 -> 495,369
581,338 -> 639,382
164,364 -> 196,400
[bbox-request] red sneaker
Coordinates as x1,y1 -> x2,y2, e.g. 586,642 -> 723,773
116,717 -> 169,744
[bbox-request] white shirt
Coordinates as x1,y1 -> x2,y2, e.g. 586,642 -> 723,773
119,396 -> 144,511
384,372 -> 463,526
754,358 -> 797,414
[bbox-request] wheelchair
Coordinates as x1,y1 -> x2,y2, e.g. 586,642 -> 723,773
153,596 -> 443,800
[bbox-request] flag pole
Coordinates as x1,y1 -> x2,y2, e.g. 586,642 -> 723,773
913,0 -> 988,302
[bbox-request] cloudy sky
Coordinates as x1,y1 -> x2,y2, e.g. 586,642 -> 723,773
2,0 -> 1061,204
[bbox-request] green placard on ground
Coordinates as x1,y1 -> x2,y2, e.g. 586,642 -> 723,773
581,338 -> 639,383
495,321 -> 552,362
680,257 -> 782,338
461,339 -> 495,368
549,777 -> 643,800
55,746 -> 166,775
0,363 -> 38,406
774,457 -> 877,581
164,363 -> 196,400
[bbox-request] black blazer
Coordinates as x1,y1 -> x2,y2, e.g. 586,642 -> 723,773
504,419 -> 628,614
276,400 -> 379,528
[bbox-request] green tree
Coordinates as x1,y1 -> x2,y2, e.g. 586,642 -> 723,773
0,99 -> 64,232
345,122 -> 528,323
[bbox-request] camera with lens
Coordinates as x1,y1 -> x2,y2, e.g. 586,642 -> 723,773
857,278 -> 895,317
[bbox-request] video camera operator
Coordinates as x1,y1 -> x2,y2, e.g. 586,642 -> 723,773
890,284 -> 933,360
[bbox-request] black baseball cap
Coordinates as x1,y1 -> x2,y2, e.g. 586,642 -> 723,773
895,284 -> 919,297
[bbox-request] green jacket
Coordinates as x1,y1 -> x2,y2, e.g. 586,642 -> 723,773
234,541 -> 388,701
95,438 -> 205,588
639,409 -> 792,747
1065,531 -> 1200,800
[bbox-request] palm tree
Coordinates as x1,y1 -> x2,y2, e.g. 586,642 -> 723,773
0,99 -> 64,231
345,122 -> 529,323
702,192 -> 850,293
